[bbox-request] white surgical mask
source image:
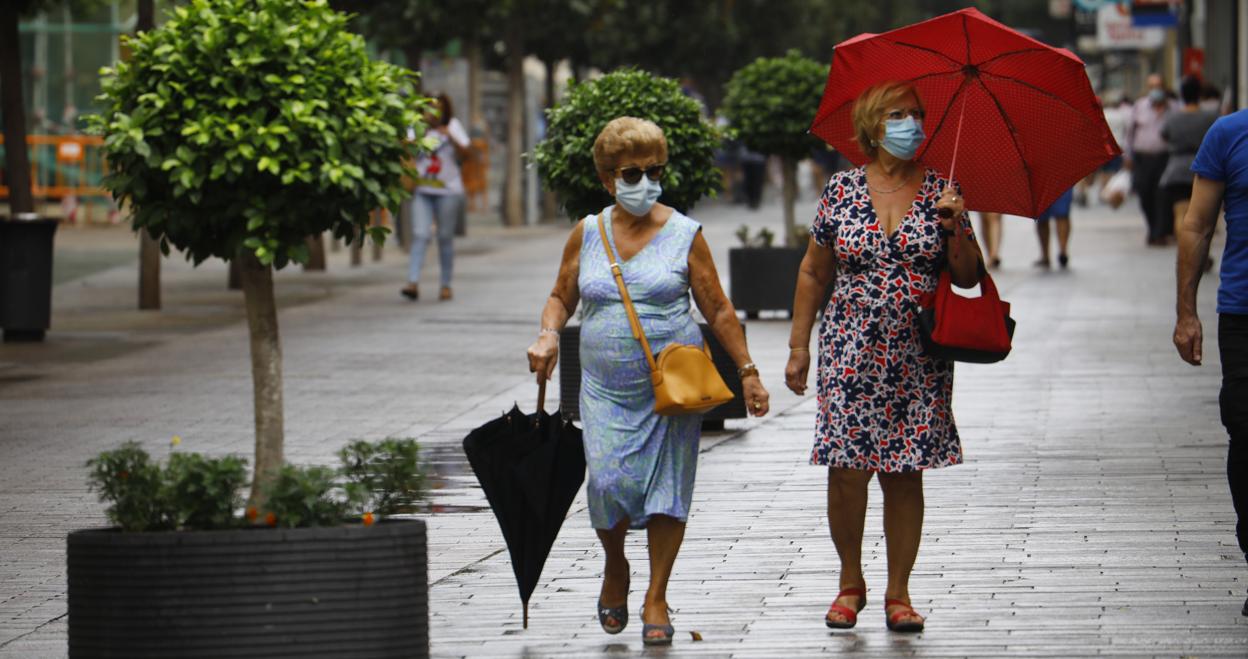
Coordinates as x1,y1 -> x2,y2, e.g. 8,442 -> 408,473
614,177 -> 662,217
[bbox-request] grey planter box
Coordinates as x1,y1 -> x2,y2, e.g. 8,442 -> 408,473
67,519 -> 428,659
559,323 -> 747,430
729,246 -> 805,319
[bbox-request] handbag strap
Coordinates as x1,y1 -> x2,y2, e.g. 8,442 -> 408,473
936,269 -> 1004,304
597,212 -> 659,373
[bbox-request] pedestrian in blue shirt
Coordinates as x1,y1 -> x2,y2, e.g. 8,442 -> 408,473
1173,108 -> 1248,616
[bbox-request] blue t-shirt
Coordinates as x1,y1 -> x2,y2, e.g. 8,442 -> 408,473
1191,110 -> 1248,314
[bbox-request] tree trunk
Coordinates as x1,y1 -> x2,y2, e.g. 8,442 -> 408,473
350,226 -> 363,267
228,258 -> 242,290
136,0 -> 159,310
540,57 -> 558,222
781,157 -> 799,247
138,232 -> 161,309
239,250 -> 284,510
466,36 -> 483,133
302,234 -> 326,271
502,11 -> 526,227
403,44 -> 423,88
0,5 -> 35,216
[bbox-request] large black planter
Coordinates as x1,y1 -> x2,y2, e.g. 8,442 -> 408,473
0,215 -> 58,342
728,246 -> 805,318
559,323 -> 747,430
67,520 -> 428,659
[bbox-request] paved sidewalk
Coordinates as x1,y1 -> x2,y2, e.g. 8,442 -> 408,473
1,190 -> 1244,657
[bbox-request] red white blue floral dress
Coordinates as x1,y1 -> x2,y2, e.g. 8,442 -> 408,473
808,166 -> 975,472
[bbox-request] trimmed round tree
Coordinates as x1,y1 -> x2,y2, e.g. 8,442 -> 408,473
90,0 -> 429,507
721,50 -> 828,247
532,69 -> 721,221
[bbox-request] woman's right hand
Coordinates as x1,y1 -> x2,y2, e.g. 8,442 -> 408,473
527,335 -> 560,384
784,350 -> 811,395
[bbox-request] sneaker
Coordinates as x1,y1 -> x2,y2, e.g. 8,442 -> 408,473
400,284 -> 419,301
1058,254 -> 1069,269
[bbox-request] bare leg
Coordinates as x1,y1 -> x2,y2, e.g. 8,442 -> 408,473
1056,217 -> 1072,265
641,514 -> 686,631
979,212 -> 1002,267
879,471 -> 925,626
1035,220 -> 1052,267
825,467 -> 873,622
596,518 -> 630,626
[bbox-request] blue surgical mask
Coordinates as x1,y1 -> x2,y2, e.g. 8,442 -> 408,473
614,176 -> 662,217
1148,88 -> 1166,104
881,116 -> 925,161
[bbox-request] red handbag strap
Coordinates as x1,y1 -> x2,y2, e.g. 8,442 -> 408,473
936,270 -> 1003,305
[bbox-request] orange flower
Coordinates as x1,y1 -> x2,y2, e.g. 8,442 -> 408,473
362,512 -> 375,526
264,512 -> 277,527
246,506 -> 258,521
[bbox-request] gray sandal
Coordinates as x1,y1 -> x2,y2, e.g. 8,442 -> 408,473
597,599 -> 628,634
640,605 -> 675,646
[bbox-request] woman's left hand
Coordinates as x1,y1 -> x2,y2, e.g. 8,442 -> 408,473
935,186 -> 965,230
742,376 -> 770,417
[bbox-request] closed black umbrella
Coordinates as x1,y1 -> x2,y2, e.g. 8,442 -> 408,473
462,382 -> 585,628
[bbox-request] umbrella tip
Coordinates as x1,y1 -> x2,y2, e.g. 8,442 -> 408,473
523,601 -> 529,629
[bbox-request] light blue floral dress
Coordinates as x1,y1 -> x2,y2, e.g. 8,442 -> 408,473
578,206 -> 704,530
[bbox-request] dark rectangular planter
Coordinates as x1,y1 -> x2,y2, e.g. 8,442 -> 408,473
67,519 -> 428,659
0,216 -> 58,342
728,246 -> 834,319
559,323 -> 747,430
729,246 -> 804,318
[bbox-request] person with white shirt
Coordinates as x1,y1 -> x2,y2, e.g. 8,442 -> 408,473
1126,74 -> 1181,246
402,93 -> 470,301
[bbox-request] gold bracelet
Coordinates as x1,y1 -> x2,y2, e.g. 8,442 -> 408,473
737,362 -> 759,379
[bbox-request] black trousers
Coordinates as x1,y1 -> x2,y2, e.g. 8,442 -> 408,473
1220,314 -> 1248,556
1133,152 -> 1170,241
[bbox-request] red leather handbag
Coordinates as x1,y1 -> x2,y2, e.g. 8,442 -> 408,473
915,271 -> 1016,363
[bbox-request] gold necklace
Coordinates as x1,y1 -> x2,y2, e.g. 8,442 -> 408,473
866,167 -> 914,194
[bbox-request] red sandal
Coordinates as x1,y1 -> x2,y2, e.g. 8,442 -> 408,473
824,587 -> 867,629
884,598 -> 925,633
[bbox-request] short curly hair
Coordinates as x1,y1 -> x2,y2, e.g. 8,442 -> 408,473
592,117 -> 668,176
852,81 -> 922,160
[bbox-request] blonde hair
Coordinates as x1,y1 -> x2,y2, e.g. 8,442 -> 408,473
592,117 -> 668,175
851,81 -> 922,160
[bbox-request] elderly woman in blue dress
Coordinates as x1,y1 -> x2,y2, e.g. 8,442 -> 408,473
527,117 -> 770,646
785,81 -> 983,633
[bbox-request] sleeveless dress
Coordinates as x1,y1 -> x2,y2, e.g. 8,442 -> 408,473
578,206 -> 704,530
809,167 -> 974,472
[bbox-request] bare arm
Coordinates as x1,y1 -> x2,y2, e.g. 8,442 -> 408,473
526,223 -> 583,382
785,241 -> 836,395
1173,174 -> 1224,365
935,188 -> 984,288
688,231 -> 769,416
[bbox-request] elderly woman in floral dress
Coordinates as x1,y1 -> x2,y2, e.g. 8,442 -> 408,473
786,81 -> 984,633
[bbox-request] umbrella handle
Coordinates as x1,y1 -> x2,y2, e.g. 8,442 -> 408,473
537,380 -> 546,415
937,94 -> 969,220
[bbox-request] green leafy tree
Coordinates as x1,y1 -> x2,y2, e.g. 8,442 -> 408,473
532,69 -> 720,221
722,51 -> 828,247
90,0 -> 430,508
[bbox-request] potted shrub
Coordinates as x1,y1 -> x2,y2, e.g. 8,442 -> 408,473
531,70 -> 744,428
69,438 -> 429,658
721,51 -> 828,317
80,0 -> 432,654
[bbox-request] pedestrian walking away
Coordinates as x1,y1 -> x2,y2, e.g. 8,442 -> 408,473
1034,188 -> 1074,270
526,117 -> 769,646
979,211 -> 1003,269
787,81 -> 985,635
401,92 -> 470,302
1127,73 -> 1180,246
1162,76 -> 1219,244
1173,107 -> 1248,617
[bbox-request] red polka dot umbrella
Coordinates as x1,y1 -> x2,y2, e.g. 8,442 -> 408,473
810,7 -> 1121,218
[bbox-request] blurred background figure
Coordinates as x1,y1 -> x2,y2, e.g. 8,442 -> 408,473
1127,73 -> 1179,246
1034,188 -> 1074,270
401,92 -> 470,302
979,212 -> 1003,269
1162,75 -> 1219,246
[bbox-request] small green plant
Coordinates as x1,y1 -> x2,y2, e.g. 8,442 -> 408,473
261,464 -> 350,528
86,441 -> 248,532
735,225 -> 776,248
532,69 -> 722,220
338,438 -> 426,517
86,438 -> 425,531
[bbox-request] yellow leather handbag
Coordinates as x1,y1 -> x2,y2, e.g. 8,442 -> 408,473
596,213 -> 734,416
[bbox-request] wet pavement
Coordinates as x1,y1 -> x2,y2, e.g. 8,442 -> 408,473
1,190 -> 1245,657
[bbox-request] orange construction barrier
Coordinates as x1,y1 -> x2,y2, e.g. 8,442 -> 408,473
0,135 -> 111,220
